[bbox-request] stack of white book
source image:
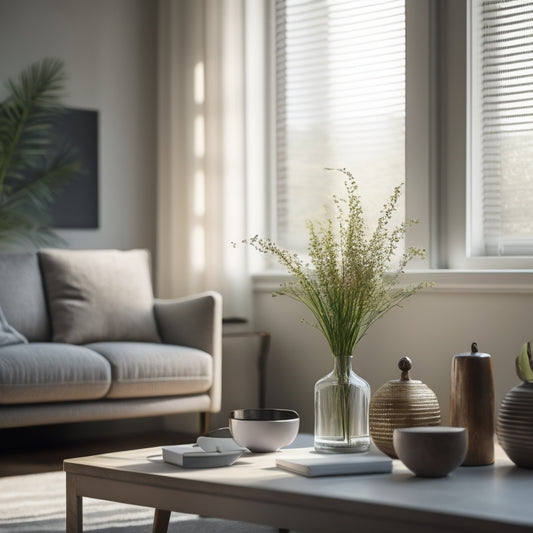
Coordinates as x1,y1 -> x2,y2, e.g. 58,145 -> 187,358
276,447 -> 392,477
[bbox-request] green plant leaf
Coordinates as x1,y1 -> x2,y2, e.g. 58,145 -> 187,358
0,58 -> 79,248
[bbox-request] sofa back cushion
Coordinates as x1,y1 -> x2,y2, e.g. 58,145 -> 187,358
0,252 -> 51,341
39,248 -> 161,344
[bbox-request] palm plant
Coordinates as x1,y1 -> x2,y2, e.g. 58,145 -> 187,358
0,58 -> 80,248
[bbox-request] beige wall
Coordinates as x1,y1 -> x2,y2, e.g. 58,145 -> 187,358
0,0 -> 157,253
254,281 -> 530,434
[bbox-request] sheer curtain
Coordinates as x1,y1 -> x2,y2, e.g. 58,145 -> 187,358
156,0 -> 250,320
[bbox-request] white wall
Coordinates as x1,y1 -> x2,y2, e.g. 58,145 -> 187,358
254,278 -> 532,434
0,0 -> 157,252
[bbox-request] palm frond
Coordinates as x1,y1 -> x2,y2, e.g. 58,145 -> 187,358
0,58 -> 79,248
0,59 -> 67,186
0,201 -> 65,250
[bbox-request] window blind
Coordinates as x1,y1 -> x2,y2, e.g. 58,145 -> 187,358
475,0 -> 533,256
275,0 -> 406,253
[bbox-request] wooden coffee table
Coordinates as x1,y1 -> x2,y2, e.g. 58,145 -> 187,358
64,435 -> 533,533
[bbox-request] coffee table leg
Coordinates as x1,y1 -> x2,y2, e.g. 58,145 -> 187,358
152,509 -> 171,533
66,473 -> 83,532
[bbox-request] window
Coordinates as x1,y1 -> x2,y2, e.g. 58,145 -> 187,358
470,0 -> 533,258
255,0 -> 533,274
274,0 -> 406,256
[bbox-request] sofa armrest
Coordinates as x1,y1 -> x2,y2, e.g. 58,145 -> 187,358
153,291 -> 222,412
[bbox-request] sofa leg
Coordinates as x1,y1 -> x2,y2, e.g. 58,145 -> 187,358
199,412 -> 210,435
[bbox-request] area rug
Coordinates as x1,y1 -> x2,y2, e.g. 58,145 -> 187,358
0,471 -> 279,532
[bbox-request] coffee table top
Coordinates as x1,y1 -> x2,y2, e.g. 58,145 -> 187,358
64,435 -> 533,533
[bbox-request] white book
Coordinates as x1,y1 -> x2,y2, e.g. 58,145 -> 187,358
276,449 -> 392,477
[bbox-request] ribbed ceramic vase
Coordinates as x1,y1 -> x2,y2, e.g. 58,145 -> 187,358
497,381 -> 533,468
314,356 -> 370,453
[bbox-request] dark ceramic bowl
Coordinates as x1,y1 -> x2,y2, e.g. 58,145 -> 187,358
229,408 -> 300,452
393,426 -> 467,477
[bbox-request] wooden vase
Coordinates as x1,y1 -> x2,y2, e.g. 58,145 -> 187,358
450,343 -> 495,466
369,357 -> 441,458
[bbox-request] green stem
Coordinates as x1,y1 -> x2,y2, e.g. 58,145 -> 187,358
333,355 -> 352,443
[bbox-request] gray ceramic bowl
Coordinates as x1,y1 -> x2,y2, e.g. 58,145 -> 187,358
229,408 -> 300,452
393,426 -> 467,477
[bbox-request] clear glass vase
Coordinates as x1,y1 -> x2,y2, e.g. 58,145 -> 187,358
314,355 -> 370,453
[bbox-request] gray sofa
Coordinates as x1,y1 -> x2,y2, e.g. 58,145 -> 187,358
0,248 -> 221,434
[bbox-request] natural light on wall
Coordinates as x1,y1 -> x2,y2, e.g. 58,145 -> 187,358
193,61 -> 206,274
470,0 -> 533,257
275,0 -> 406,256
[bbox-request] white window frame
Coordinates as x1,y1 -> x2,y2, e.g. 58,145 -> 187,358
405,0 -> 434,270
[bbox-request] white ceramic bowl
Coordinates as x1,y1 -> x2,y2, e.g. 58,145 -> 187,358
229,408 -> 300,452
393,426 -> 467,477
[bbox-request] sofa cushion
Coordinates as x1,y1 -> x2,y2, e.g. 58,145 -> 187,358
0,343 -> 111,404
0,252 -> 50,341
86,342 -> 212,399
0,306 -> 28,346
39,249 -> 161,344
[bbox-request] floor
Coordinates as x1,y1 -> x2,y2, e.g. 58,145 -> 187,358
0,420 -> 192,477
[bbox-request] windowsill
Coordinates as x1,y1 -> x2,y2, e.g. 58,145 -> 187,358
252,269 -> 533,294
